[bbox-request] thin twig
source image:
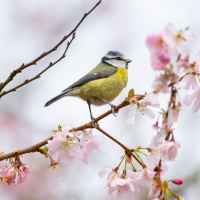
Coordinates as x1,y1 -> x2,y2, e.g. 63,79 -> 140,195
0,0 -> 101,94
95,126 -> 145,167
95,126 -> 129,151
0,33 -> 76,98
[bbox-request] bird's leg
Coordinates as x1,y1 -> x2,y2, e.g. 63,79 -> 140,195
98,98 -> 118,117
87,101 -> 99,128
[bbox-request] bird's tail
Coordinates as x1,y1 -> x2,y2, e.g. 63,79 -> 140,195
44,90 -> 70,107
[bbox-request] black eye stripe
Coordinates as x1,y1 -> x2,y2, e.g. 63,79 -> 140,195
116,57 -> 122,60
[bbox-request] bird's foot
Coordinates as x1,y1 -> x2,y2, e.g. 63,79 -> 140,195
91,117 -> 99,128
110,104 -> 118,117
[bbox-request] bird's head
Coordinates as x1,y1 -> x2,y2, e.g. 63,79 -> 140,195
102,51 -> 132,69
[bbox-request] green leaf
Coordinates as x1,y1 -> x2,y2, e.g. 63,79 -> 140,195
128,89 -> 134,97
58,125 -> 62,132
165,189 -> 172,197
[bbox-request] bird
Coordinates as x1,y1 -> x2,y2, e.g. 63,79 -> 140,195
44,51 -> 132,127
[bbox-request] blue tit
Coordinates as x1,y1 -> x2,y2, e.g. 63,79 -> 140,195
45,51 -> 132,127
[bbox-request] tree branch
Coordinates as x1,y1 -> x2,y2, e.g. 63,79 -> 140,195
0,32 -> 75,98
0,0 -> 101,94
0,99 -> 130,161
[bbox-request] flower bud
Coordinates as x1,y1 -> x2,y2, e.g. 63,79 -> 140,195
172,179 -> 184,185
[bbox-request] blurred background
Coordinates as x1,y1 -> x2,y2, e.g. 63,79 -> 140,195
0,0 -> 200,199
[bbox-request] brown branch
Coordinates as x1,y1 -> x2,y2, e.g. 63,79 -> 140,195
0,99 -> 130,161
0,136 -> 53,161
0,32 -> 76,98
0,0 -> 101,94
95,126 -> 129,151
95,126 -> 144,167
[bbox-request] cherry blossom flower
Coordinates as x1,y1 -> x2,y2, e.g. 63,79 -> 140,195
142,92 -> 160,108
183,86 -> 200,113
100,168 -> 142,197
163,23 -> 195,57
159,141 -> 180,161
150,53 -> 170,70
180,74 -> 198,90
3,162 -> 30,184
146,32 -> 170,70
47,126 -> 82,164
127,92 -> 159,125
130,169 -> 151,186
80,129 -> 101,164
145,148 -> 168,178
152,73 -> 179,93
146,32 -> 166,54
174,60 -> 190,75
168,103 -> 181,125
98,165 -> 119,180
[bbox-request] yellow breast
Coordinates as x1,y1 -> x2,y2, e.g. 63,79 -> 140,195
78,67 -> 128,105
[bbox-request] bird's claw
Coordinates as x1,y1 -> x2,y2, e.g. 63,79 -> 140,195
91,117 -> 99,128
111,104 -> 118,117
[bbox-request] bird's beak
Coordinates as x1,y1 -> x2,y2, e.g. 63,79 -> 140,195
126,59 -> 132,63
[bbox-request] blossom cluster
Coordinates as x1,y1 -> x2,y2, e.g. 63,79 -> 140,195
98,23 -> 198,199
146,23 -> 200,113
146,23 -> 195,70
0,160 -> 30,185
46,125 -> 101,164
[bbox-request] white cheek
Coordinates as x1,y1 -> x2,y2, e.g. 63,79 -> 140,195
106,60 -> 126,69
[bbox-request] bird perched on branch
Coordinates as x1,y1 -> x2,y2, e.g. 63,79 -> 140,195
44,51 -> 132,127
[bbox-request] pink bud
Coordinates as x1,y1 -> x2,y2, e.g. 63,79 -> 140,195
172,179 -> 184,185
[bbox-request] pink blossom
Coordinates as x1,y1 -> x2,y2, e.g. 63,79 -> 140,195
130,169 -> 151,186
142,92 -> 160,108
146,137 -> 170,178
159,141 -> 180,161
80,129 -> 101,164
151,53 -> 170,70
180,74 -> 198,90
152,73 -> 179,93
109,171 -> 141,197
126,107 -> 137,125
149,182 -> 162,198
146,32 -> 170,70
174,60 -> 190,75
168,104 -> 181,125
99,167 -> 143,196
126,92 -> 159,125
194,50 -> 200,73
98,165 -> 119,180
146,32 -> 166,54
183,86 -> 200,113
146,148 -> 168,178
163,23 -> 195,57
47,126 -> 82,164
3,163 -> 30,184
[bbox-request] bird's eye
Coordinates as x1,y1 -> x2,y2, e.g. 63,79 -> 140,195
116,57 -> 122,60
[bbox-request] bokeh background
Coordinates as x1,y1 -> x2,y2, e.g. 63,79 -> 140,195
0,0 -> 200,199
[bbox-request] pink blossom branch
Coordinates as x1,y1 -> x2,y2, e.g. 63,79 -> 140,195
0,0 -> 101,96
0,100 -> 130,161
